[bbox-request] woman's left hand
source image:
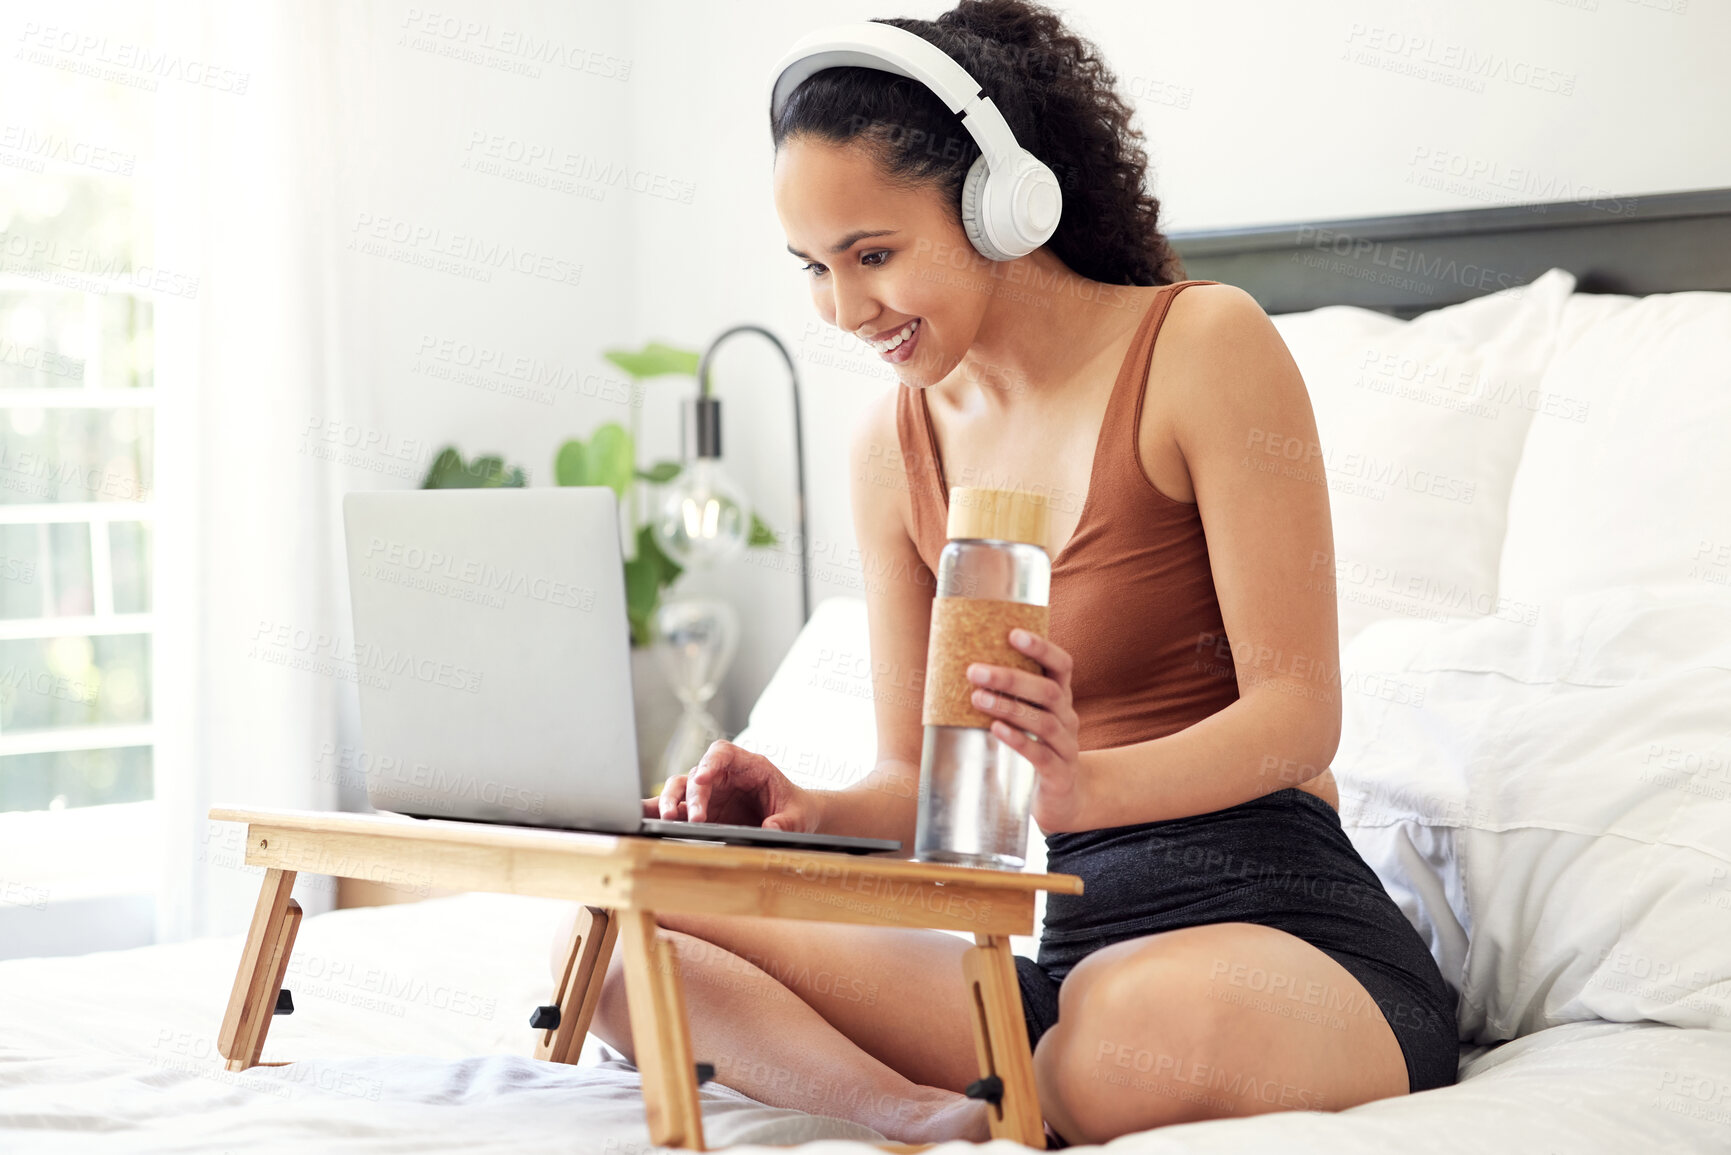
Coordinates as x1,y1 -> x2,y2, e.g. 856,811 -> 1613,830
967,628 -> 1088,835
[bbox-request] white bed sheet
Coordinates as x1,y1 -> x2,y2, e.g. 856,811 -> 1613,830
3,891 -> 1729,1154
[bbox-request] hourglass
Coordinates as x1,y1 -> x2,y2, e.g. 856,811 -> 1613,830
651,595 -> 741,789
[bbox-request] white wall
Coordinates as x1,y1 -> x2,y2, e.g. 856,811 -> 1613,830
333,0 -> 1731,739
332,1 -> 638,500
613,0 -> 1731,734
318,1 -> 643,801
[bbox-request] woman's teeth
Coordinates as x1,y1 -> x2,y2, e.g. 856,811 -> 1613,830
871,319 -> 919,353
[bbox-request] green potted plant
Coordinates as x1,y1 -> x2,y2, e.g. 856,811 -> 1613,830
420,448 -> 528,489
555,340 -> 777,649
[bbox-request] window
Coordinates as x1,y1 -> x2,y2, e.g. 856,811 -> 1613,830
1,12 -> 161,954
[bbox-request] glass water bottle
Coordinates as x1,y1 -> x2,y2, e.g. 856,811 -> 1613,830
914,487 -> 1052,870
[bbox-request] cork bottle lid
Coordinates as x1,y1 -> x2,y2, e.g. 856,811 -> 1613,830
946,486 -> 1052,552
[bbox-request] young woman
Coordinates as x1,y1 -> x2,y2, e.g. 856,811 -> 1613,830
564,1 -> 1459,1144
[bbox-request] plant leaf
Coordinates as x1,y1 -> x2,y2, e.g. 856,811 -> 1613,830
470,455 -> 505,485
422,446 -> 527,488
623,551 -> 660,647
636,461 -> 683,484
421,446 -> 467,488
586,424 -> 635,499
636,523 -> 684,588
553,439 -> 588,487
748,511 -> 778,547
623,525 -> 683,647
603,341 -> 700,380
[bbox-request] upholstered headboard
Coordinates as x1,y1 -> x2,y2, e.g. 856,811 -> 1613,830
1167,185 -> 1731,318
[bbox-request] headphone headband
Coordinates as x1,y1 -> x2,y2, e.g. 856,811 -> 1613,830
767,21 -> 1061,260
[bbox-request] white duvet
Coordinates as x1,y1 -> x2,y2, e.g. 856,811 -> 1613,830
3,888 -> 1730,1154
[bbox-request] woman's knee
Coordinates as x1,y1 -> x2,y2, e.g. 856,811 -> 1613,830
1037,956 -> 1225,1140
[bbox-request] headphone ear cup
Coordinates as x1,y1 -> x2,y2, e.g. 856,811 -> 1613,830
961,153 -> 1011,262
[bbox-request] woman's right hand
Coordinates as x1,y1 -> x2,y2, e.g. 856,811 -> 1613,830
642,739 -> 824,833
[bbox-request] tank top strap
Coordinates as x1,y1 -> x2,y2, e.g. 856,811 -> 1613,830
1091,279 -> 1220,494
893,382 -> 950,573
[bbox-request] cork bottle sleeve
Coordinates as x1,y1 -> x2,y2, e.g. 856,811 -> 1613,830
921,596 -> 1052,729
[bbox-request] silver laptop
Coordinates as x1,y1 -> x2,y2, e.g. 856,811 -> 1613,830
341,487 -> 899,854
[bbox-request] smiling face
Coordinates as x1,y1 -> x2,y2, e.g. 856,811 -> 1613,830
772,134 -> 995,388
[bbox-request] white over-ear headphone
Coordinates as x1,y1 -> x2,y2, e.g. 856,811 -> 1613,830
768,21 -> 1063,262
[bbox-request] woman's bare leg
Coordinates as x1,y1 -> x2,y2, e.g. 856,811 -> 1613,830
568,908 -> 993,1144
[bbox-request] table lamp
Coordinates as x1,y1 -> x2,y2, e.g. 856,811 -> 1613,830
647,324 -> 811,788
649,323 -> 811,624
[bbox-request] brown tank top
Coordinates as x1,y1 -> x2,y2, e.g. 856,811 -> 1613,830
894,279 -> 1240,752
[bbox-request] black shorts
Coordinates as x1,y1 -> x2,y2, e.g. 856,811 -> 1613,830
1013,786 -> 1459,1095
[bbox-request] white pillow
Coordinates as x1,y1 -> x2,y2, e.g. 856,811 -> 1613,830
733,595 -> 1048,957
1269,267 -> 1576,648
1497,289 -> 1731,605
1334,583 -> 1731,1044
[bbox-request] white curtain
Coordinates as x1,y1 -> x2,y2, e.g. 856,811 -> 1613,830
151,1 -> 367,941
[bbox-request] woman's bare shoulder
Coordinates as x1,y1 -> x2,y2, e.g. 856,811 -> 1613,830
1163,280 -> 1274,353
849,386 -> 918,556
1155,282 -> 1296,411
1166,281 -> 1270,339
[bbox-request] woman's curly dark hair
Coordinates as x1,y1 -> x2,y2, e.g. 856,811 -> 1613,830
770,0 -> 1183,286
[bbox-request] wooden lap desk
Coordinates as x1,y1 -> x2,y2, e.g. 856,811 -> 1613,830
208,805 -> 1084,1152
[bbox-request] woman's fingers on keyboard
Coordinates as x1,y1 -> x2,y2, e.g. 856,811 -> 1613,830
687,771 -> 708,822
688,742 -> 737,822
659,773 -> 689,820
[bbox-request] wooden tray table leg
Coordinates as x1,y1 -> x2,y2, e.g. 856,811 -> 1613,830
962,933 -> 1044,1146
618,908 -> 705,1150
536,905 -> 619,1065
218,867 -> 302,1072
